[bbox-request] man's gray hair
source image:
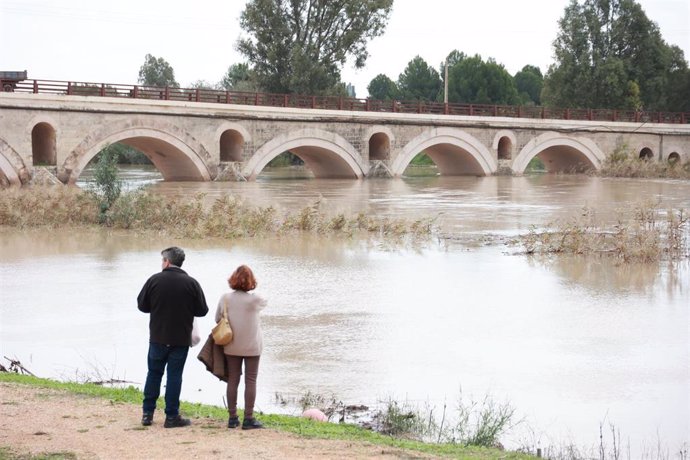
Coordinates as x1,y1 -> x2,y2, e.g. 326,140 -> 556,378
161,247 -> 185,267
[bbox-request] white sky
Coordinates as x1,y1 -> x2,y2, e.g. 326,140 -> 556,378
1,0 -> 688,98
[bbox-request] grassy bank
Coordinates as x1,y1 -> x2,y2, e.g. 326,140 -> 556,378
0,373 -> 534,459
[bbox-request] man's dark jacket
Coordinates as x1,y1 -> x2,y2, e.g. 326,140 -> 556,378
137,266 -> 209,346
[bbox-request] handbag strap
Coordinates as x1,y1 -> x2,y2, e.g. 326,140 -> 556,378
222,297 -> 229,320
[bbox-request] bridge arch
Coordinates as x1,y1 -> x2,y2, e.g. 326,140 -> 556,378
59,120 -> 214,184
243,129 -> 365,180
662,144 -> 685,163
364,126 -> 395,161
391,128 -> 495,177
0,138 -> 29,187
513,132 -> 604,174
215,122 -> 251,162
637,145 -> 655,160
492,130 -> 517,160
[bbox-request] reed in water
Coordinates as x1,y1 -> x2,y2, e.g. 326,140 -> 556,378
513,202 -> 689,262
0,187 -> 434,241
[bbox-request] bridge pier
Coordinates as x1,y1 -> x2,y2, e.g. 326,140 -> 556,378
215,162 -> 247,181
367,160 -> 394,178
494,159 -> 515,176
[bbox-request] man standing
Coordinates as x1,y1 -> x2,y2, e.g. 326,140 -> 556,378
138,247 -> 208,428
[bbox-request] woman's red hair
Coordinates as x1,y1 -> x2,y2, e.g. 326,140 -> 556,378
228,265 -> 257,292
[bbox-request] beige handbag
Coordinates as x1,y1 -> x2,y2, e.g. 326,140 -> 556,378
212,299 -> 233,345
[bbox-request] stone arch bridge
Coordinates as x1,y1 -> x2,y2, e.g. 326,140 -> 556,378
1,92 -> 689,187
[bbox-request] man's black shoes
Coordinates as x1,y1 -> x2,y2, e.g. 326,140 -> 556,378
164,414 -> 191,428
141,412 -> 153,426
242,417 -> 264,430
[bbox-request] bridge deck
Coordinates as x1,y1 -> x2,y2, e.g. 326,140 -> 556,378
3,78 -> 688,124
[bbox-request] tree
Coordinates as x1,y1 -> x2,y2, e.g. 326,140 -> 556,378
446,54 -> 519,105
367,74 -> 399,100
138,54 -> 179,88
665,45 -> 690,112
91,145 -> 122,224
220,63 -> 259,92
189,80 -> 217,90
514,65 -> 543,105
543,0 -> 689,110
237,0 -> 393,95
397,56 -> 442,101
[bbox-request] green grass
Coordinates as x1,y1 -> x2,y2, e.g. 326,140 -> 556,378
0,373 -> 535,459
0,446 -> 77,460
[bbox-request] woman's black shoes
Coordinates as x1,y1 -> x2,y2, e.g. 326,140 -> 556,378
227,416 -> 240,428
241,417 -> 264,430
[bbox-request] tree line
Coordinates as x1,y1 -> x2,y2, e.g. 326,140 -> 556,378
137,0 -> 689,112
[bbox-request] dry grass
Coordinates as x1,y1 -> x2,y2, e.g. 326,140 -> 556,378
597,148 -> 690,179
0,187 -> 434,242
513,202 -> 689,262
0,186 -> 100,227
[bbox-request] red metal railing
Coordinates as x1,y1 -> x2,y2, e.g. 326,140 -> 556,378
3,78 -> 688,124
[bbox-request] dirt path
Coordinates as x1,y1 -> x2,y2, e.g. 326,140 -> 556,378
0,383 -> 433,459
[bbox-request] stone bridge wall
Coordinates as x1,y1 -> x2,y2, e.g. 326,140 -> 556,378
1,93 -> 689,186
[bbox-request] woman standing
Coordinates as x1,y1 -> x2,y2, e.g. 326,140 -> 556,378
216,264 -> 267,430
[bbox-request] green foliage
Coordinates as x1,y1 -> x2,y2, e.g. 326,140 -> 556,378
397,56 -> 442,101
137,53 -> 179,88
237,0 -> 393,95
451,394 -> 517,448
525,157 -> 546,172
543,0 -> 689,110
375,399 -> 426,438
188,80 -> 217,90
410,153 -> 434,166
267,152 -> 303,167
625,80 -> 643,110
220,63 -> 258,92
367,73 -> 399,100
446,53 -> 519,105
0,446 -> 78,459
91,145 -> 122,223
514,65 -> 543,105
91,143 -> 151,165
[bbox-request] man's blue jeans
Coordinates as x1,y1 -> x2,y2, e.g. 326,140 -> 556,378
142,343 -> 189,416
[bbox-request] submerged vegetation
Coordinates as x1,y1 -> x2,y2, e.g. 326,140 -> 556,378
90,145 -> 122,223
512,202 -> 689,262
0,186 -> 434,242
597,146 -> 690,180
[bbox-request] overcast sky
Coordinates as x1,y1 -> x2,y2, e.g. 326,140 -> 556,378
1,0 -> 688,98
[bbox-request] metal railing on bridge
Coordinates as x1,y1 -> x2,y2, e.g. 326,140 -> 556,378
4,78 -> 689,124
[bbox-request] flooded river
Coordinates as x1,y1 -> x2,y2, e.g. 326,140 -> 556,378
1,166 -> 689,454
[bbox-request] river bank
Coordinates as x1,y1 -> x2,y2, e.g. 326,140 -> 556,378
0,374 -> 533,459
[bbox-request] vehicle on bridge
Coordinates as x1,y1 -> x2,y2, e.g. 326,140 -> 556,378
1,71 -> 28,92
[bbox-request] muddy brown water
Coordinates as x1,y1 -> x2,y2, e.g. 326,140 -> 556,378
1,166 -> 688,454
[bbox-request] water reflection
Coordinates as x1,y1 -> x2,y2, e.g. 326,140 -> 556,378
526,255 -> 668,294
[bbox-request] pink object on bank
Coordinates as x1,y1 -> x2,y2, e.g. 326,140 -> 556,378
302,408 -> 327,422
